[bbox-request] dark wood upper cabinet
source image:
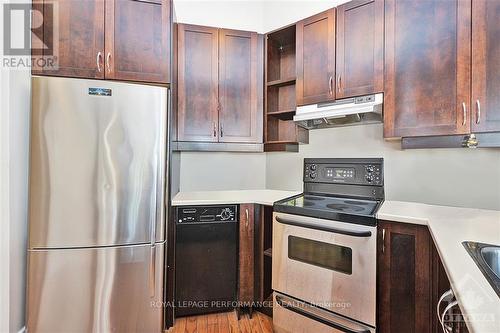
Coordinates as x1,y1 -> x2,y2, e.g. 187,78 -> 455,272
296,9 -> 336,106
38,0 -> 105,78
105,0 -> 170,84
218,29 -> 263,143
336,0 -> 383,98
176,25 -> 264,145
33,0 -> 171,84
377,221 -> 432,333
177,24 -> 219,142
471,0 -> 500,133
384,0 -> 471,138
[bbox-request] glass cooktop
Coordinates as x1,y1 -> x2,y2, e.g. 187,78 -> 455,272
274,193 -> 381,225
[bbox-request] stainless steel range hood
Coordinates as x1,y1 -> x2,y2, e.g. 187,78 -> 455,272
294,93 -> 383,129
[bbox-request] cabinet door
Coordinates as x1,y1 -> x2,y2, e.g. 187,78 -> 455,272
39,0 -> 104,78
384,0 -> 471,138
177,24 -> 219,142
105,0 -> 170,83
239,204 -> 255,303
296,9 -> 336,106
336,0 -> 383,98
219,30 -> 263,143
471,0 -> 500,132
377,221 -> 431,333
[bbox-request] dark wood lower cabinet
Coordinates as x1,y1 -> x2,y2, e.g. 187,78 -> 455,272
239,204 -> 256,304
377,221 -> 432,333
378,220 -> 469,333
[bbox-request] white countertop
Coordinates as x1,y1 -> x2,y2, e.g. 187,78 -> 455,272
378,201 -> 500,333
171,189 -> 300,207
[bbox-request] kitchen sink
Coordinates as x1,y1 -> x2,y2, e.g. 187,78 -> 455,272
463,241 -> 500,297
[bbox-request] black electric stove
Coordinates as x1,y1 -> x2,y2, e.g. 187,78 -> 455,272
274,158 -> 384,226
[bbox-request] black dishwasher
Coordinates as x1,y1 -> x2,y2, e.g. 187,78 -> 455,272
175,205 -> 238,317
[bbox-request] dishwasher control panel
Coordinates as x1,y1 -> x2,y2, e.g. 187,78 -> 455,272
177,205 -> 238,224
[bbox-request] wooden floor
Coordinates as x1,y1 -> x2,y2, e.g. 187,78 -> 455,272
167,311 -> 273,333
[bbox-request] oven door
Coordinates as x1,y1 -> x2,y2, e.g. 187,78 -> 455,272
272,212 -> 376,327
273,293 -> 375,333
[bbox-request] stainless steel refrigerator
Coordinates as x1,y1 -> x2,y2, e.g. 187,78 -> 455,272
27,76 -> 168,333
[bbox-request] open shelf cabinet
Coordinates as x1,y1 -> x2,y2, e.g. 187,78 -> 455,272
264,24 -> 308,152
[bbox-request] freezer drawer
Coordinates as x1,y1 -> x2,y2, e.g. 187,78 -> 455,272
27,243 -> 165,333
273,293 -> 375,333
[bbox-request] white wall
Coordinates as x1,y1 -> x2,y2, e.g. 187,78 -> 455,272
1,0 -> 31,328
179,152 -> 266,191
262,0 -> 347,32
266,124 -> 500,210
1,68 -> 11,333
0,68 -> 30,333
174,0 -> 265,32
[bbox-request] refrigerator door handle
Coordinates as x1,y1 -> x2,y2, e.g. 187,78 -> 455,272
149,245 -> 156,297
153,93 -> 168,244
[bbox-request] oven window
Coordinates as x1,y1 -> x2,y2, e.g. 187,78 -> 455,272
288,236 -> 352,274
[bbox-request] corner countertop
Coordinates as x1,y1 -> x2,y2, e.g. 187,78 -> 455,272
171,190 -> 301,207
378,201 -> 500,333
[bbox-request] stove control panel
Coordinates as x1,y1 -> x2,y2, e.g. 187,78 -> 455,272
304,159 -> 383,186
177,205 -> 238,224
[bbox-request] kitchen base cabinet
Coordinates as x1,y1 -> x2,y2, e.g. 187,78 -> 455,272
377,221 -> 432,333
378,220 -> 469,333
239,204 -> 256,308
431,242 -> 470,333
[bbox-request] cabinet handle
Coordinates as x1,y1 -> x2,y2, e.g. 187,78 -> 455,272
220,123 -> 224,137
382,228 -> 386,254
106,52 -> 111,73
437,289 -> 455,332
462,102 -> 467,126
96,52 -> 103,72
337,74 -> 342,92
245,209 -> 249,228
476,100 -> 481,125
328,76 -> 333,95
213,122 -> 217,137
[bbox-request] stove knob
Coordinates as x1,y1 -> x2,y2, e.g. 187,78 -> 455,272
220,208 -> 232,220
366,165 -> 374,173
310,172 -> 317,179
310,164 -> 317,171
366,175 -> 373,183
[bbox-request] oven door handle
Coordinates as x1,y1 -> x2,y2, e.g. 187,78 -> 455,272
276,295 -> 371,333
275,216 -> 372,237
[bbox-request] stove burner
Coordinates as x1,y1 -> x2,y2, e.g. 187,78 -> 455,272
344,200 -> 369,205
303,196 -> 325,201
326,204 -> 365,212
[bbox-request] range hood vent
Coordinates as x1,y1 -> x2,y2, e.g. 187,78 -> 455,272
294,93 -> 383,130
